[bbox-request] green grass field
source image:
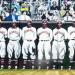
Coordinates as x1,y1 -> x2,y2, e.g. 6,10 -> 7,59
0,69 -> 75,75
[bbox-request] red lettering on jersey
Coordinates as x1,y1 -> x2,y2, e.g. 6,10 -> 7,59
24,29 -> 29,32
24,29 -> 33,32
0,31 -> 4,34
70,31 -> 75,35
55,31 -> 64,35
9,31 -> 19,34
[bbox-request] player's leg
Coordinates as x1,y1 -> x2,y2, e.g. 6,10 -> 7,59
38,41 -> 43,60
7,41 -> 13,68
68,40 -> 74,60
14,41 -> 21,68
44,41 -> 51,60
59,41 -> 66,60
37,41 -> 44,69
22,41 -> 28,59
29,41 -> 36,59
22,40 -> 28,68
14,42 -> 21,59
52,41 -> 58,60
7,41 -> 13,59
0,42 -> 6,68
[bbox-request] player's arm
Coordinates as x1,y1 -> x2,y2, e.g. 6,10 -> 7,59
37,28 -> 40,36
64,29 -> 68,44
52,29 -> 55,40
67,27 -> 70,40
33,28 -> 37,41
21,28 -> 24,41
65,29 -> 68,40
7,28 -> 10,39
19,29 -> 22,39
49,29 -> 53,42
4,28 -> 8,38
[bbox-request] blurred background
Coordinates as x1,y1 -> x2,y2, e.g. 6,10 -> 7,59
0,0 -> 75,21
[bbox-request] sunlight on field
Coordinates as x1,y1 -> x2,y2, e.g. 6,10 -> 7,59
0,70 -> 75,75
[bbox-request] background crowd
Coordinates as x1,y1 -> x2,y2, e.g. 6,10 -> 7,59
0,0 -> 75,22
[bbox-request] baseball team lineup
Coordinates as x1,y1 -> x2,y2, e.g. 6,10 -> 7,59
0,19 -> 75,69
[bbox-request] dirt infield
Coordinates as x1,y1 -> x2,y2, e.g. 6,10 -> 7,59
0,70 -> 75,75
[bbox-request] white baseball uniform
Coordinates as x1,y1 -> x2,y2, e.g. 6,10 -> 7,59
37,27 -> 52,60
0,27 -> 7,58
22,26 -> 36,59
52,28 -> 67,60
7,27 -> 21,59
68,26 -> 75,60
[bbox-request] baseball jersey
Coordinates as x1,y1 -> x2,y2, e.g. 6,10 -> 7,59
8,27 -> 21,41
0,27 -> 7,41
22,26 -> 36,41
37,27 -> 52,41
53,28 -> 67,41
68,26 -> 75,40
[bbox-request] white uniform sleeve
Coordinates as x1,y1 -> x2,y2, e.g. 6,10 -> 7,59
4,28 -> 7,38
52,29 -> 55,40
64,29 -> 68,40
33,28 -> 37,41
7,28 -> 10,39
67,27 -> 70,40
37,28 -> 42,36
22,28 -> 24,41
19,29 -> 22,39
37,28 -> 40,36
49,29 -> 53,42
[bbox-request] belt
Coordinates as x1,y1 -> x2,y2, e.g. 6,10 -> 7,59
10,40 -> 18,41
0,41 -> 4,42
40,40 -> 49,41
71,39 -> 75,40
27,40 -> 32,41
54,40 -> 64,42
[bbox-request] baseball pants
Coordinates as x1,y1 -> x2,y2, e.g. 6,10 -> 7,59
38,40 -> 51,60
0,41 -> 6,58
7,40 -> 21,59
22,40 -> 36,59
52,40 -> 66,60
68,40 -> 75,60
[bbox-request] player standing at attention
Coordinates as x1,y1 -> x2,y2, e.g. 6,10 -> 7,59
68,22 -> 75,60
52,21 -> 67,61
7,22 -> 21,68
22,20 -> 36,68
0,22 -> 7,68
37,19 -> 52,61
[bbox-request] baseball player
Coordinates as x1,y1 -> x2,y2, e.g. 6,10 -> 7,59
52,21 -> 67,60
68,22 -> 75,60
37,19 -> 52,60
22,20 -> 36,60
0,22 -> 7,68
7,23 -> 21,68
